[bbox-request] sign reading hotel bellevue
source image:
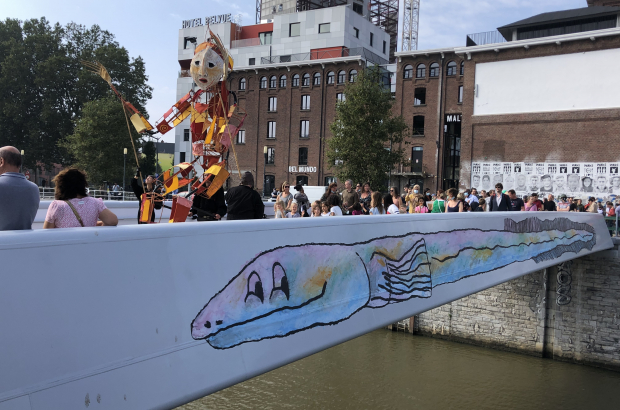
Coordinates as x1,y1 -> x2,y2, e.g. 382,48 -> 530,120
182,14 -> 232,28
289,166 -> 317,173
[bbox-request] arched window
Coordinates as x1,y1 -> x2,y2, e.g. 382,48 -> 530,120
269,75 -> 277,88
429,63 -> 440,77
416,64 -> 426,78
349,69 -> 358,82
302,73 -> 310,86
292,74 -> 300,87
460,61 -> 464,75
403,65 -> 413,79
239,78 -> 246,90
279,75 -> 287,88
337,70 -> 346,84
327,71 -> 335,84
260,76 -> 267,89
446,61 -> 457,76
313,72 -> 321,85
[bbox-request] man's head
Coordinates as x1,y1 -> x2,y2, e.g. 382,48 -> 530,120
345,180 -> 352,190
541,174 -> 552,188
516,174 -> 526,187
0,146 -> 22,175
531,193 -> 539,200
561,195 -> 567,202
480,190 -> 487,197
471,188 -> 478,196
529,175 -> 539,187
504,175 -> 514,188
548,194 -> 554,201
582,177 -> 592,188
241,171 -> 254,187
567,174 -> 580,190
596,176 -> 606,190
555,175 -> 566,188
610,176 -> 620,188
482,175 -> 490,188
508,189 -> 517,199
495,183 -> 503,195
145,175 -> 155,185
589,196 -> 596,203
493,174 -> 503,184
473,175 -> 480,186
464,189 -> 471,197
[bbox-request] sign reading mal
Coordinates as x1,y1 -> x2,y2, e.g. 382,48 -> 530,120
289,166 -> 317,173
446,114 -> 462,123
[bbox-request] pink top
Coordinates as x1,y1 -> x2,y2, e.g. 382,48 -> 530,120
45,197 -> 107,228
525,203 -> 538,212
415,205 -> 429,214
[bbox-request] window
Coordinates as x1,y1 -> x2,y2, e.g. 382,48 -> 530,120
183,36 -> 196,49
327,71 -> 335,84
269,97 -> 277,112
183,129 -> 190,142
416,64 -> 426,78
353,2 -> 363,14
313,72 -> 321,85
414,88 -> 426,105
299,147 -> 308,165
324,176 -> 337,185
460,61 -> 464,75
279,75 -> 287,88
180,152 -> 186,163
292,74 -> 300,87
354,27 -> 359,38
319,23 -> 330,33
383,40 -> 387,54
296,175 -> 309,186
280,55 -> 291,63
349,70 -> 357,83
429,63 -> 440,77
458,85 -> 463,103
289,22 -> 300,37
300,120 -> 309,138
337,70 -> 346,84
403,65 -> 413,79
447,61 -> 457,76
413,116 -> 424,135
266,148 -> 275,164
302,73 -> 310,86
249,58 -> 255,66
239,78 -> 246,90
260,76 -> 267,89
370,32 -> 374,47
337,93 -> 345,102
269,76 -> 277,88
412,147 -> 423,173
237,129 -> 246,144
301,95 -> 310,110
268,121 -> 276,139
259,31 -> 273,45
264,175 -> 275,194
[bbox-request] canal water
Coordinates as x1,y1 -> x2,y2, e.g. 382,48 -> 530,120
178,330 -> 620,409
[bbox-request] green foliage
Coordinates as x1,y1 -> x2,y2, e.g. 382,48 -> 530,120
59,96 -> 140,186
139,140 -> 159,178
0,17 -> 152,169
326,67 -> 409,191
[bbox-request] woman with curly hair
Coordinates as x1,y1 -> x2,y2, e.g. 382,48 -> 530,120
43,168 -> 118,228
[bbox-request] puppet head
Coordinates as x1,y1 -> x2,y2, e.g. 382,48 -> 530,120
190,42 -> 225,90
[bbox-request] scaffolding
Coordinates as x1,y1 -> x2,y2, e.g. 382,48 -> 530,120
296,0 -> 347,12
369,0 -> 399,62
401,0 -> 420,51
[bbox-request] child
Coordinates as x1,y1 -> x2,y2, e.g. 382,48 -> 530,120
311,200 -> 322,217
414,197 -> 429,213
286,202 -> 300,218
351,203 -> 363,215
274,201 -> 286,218
321,202 -> 330,216
369,191 -> 384,215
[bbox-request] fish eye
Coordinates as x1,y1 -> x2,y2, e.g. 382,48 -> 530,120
194,60 -> 200,66
245,271 -> 264,303
270,262 -> 290,300
208,62 -> 215,68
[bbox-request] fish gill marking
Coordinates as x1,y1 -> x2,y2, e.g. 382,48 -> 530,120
191,218 -> 597,349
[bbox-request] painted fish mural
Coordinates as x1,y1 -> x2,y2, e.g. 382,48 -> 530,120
191,217 -> 595,349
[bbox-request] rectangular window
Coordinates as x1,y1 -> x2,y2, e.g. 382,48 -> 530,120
183,129 -> 190,141
354,27 -> 359,38
300,120 -> 309,138
289,22 -> 300,37
249,58 -> 255,66
267,148 -> 275,164
412,147 -> 423,173
458,85 -> 464,103
301,95 -> 310,110
337,93 -> 345,102
413,116 -> 424,135
298,147 -> 308,165
237,129 -> 246,144
183,37 -> 196,49
259,32 -> 273,45
324,176 -> 337,185
268,121 -> 276,139
414,88 -> 426,105
353,2 -> 363,14
319,23 -> 330,34
383,40 -> 387,54
180,152 -> 186,163
269,97 -> 277,112
280,55 -> 291,63
370,32 -> 374,47
296,175 -> 309,186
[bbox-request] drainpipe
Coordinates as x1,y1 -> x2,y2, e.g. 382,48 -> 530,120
318,64 -> 326,185
435,53 -> 445,191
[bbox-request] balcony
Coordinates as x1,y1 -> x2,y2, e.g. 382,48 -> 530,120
466,31 -> 508,47
261,47 -> 388,66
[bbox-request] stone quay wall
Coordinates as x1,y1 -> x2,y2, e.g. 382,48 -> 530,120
405,239 -> 620,371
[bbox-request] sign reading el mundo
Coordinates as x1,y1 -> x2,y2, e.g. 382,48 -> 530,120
289,166 -> 317,173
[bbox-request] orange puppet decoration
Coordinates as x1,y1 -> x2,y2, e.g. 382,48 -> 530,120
84,29 -> 246,224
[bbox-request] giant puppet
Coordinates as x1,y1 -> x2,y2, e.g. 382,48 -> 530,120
83,29 -> 246,223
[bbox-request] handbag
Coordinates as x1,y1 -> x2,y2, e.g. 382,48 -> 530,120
64,200 -> 85,227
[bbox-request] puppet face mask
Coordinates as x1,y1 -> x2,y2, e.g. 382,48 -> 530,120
190,44 -> 224,90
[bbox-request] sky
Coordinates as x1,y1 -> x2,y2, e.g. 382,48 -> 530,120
2,0 -> 587,143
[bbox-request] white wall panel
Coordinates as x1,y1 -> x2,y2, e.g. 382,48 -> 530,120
474,48 -> 620,116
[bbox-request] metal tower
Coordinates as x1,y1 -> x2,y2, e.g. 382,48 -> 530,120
401,0 -> 420,51
369,0 -> 399,63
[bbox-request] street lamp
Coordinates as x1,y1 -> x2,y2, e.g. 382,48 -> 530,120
20,150 -> 24,173
263,146 -> 268,198
123,148 -> 127,200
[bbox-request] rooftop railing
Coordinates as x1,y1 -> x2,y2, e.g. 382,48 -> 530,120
466,31 -> 509,47
261,46 -> 389,66
231,38 -> 262,49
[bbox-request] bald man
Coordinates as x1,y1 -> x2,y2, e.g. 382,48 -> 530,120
0,146 -> 40,230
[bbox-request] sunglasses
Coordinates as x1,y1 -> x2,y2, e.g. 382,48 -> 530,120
284,186 -> 290,188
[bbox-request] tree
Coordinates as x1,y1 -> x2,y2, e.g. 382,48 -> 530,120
326,67 -> 409,191
139,140 -> 158,178
59,96 -> 141,187
0,18 -> 152,170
